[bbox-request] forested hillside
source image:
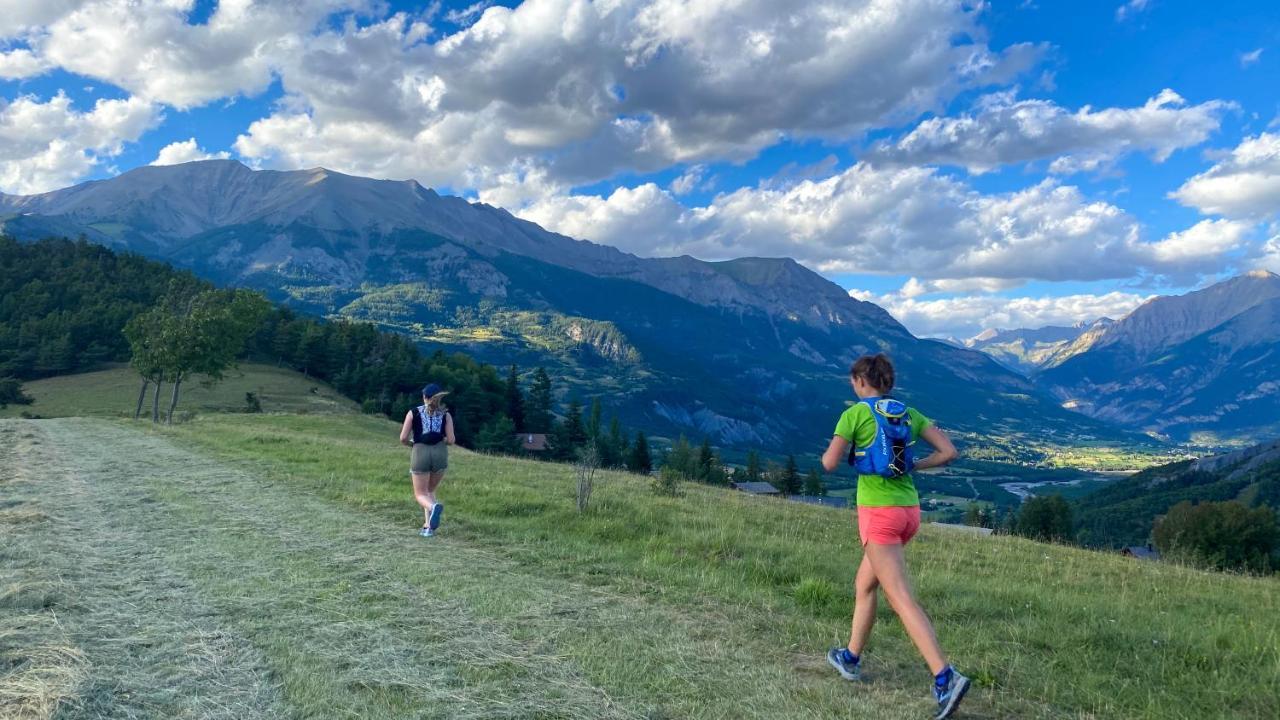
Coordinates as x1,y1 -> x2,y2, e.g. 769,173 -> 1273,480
0,237 -> 512,443
1074,441 -> 1280,548
0,236 -> 201,379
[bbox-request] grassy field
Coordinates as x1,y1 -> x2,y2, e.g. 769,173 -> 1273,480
0,363 -> 357,419
4,411 -> 1278,719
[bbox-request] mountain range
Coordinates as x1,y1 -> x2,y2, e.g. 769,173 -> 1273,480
963,318 -> 1116,374
1037,272 -> 1280,444
0,160 -> 1130,453
960,272 -> 1280,445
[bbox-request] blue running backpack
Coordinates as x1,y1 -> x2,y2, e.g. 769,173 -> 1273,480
849,398 -> 915,478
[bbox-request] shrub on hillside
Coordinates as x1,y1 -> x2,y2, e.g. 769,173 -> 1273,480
1153,500 -> 1278,574
1016,495 -> 1073,542
243,392 -> 263,413
574,443 -> 601,513
0,377 -> 33,408
651,465 -> 684,498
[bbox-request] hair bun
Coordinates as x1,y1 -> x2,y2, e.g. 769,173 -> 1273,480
851,353 -> 896,392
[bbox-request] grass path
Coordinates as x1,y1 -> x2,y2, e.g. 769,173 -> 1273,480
1,418 -> 634,718
5,415 -> 1278,719
2,419 -> 284,718
2,418 -> 925,719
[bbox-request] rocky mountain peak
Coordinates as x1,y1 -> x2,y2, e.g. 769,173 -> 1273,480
0,160 -> 904,336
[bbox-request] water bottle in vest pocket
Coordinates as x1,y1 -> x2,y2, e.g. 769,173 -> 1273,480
849,398 -> 915,478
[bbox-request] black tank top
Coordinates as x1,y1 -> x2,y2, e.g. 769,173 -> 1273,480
413,406 -> 448,445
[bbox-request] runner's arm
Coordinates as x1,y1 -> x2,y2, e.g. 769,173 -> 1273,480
445,413 -> 456,445
821,435 -> 849,472
399,411 -> 414,447
913,425 -> 958,470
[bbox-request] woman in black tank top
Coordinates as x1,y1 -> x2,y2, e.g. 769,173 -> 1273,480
399,383 -> 455,537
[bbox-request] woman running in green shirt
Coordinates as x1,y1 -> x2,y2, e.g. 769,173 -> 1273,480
820,354 -> 970,720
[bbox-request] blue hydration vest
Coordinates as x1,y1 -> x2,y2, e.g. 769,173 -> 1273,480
848,398 -> 915,478
413,406 -> 448,445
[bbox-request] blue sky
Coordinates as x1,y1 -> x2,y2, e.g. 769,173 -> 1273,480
2,0 -> 1278,338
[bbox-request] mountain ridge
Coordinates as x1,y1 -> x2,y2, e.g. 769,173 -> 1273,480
963,318 -> 1115,374
1036,274 -> 1280,443
0,160 -> 1127,451
2,160 -> 900,336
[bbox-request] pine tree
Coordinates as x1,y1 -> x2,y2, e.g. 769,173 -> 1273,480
705,452 -> 729,486
666,435 -> 696,480
563,397 -> 587,447
999,508 -> 1018,535
745,450 -> 762,482
697,437 -> 715,483
526,367 -> 554,432
588,397 -> 603,441
964,503 -> 982,527
628,431 -> 653,474
1016,495 -> 1073,542
804,468 -> 825,496
606,417 -> 627,467
504,364 -> 525,432
476,414 -> 519,454
778,454 -> 802,495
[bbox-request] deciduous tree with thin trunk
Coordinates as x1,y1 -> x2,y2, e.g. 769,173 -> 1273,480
126,285 -> 269,424
124,304 -> 169,422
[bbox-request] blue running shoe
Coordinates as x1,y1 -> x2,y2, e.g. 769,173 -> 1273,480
933,666 -> 970,720
428,502 -> 444,531
419,526 -> 431,537
826,648 -> 861,681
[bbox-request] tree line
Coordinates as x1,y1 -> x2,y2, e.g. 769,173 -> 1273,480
1,236 -> 200,382
657,441 -> 827,496
480,365 -> 654,473
963,492 -> 1278,575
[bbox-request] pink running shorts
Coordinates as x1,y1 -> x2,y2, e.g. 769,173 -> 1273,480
857,505 -> 921,546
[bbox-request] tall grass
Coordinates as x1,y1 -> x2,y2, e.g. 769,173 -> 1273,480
4,413 -> 1278,718
166,413 -> 1279,719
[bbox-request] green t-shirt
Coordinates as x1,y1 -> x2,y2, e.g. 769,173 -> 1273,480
834,401 -> 932,507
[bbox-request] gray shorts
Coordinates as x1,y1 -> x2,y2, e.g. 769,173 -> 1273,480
410,442 -> 448,474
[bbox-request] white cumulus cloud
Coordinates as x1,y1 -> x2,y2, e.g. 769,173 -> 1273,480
0,0 -> 85,37
1115,0 -> 1151,22
1258,228 -> 1280,274
520,161 -> 1239,283
868,89 -> 1232,174
850,286 -> 1154,338
231,0 -> 1042,191
2,0 -> 376,108
1143,218 -> 1253,266
0,47 -> 49,79
0,92 -> 160,194
1171,132 -> 1280,218
151,138 -> 230,166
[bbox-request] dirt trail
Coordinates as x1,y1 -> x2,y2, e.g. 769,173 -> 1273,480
3,418 -> 878,719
